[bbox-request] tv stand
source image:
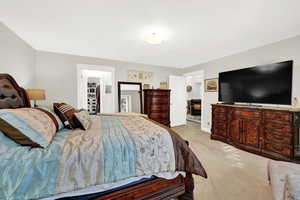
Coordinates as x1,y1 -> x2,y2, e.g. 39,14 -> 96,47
211,104 -> 300,161
220,102 -> 234,105
234,103 -> 263,107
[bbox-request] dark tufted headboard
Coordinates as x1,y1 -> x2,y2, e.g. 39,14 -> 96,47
0,74 -> 31,109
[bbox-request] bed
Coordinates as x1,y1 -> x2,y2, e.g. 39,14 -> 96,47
0,73 -> 207,200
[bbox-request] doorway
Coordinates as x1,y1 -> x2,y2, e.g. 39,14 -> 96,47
77,64 -> 115,114
184,70 -> 204,128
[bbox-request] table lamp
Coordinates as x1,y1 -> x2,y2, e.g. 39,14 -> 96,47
26,89 -> 46,107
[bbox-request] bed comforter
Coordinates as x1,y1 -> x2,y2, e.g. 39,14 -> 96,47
0,115 -> 207,200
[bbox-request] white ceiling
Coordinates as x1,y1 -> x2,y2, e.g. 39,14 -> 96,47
1,0 -> 300,68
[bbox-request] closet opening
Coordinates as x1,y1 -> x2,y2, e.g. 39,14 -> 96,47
77,64 -> 115,114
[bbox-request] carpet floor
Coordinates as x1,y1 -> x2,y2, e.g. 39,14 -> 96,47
173,125 -> 273,200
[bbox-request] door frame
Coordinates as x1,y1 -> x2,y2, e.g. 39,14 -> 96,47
77,64 -> 116,112
183,70 -> 205,130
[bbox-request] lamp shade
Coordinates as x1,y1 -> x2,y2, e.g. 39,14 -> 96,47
26,89 -> 46,100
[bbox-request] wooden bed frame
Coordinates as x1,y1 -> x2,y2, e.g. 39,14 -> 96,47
0,73 -> 195,200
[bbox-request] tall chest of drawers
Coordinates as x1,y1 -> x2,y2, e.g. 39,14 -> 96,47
143,89 -> 170,127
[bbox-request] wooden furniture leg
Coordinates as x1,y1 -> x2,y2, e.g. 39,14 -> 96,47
178,172 -> 194,200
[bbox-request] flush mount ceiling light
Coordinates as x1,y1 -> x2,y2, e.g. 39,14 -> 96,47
141,26 -> 170,45
144,32 -> 164,44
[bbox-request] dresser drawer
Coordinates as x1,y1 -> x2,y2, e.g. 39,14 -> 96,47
264,121 -> 292,133
151,97 -> 170,104
213,112 -> 227,121
150,105 -> 170,111
264,129 -> 291,144
263,111 -> 292,123
213,120 -> 227,130
264,142 -> 292,157
150,91 -> 170,96
213,106 -> 226,113
149,112 -> 169,119
233,109 -> 261,119
212,121 -> 227,137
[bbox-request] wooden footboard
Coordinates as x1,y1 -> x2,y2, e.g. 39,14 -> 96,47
87,141 -> 196,200
87,174 -> 194,200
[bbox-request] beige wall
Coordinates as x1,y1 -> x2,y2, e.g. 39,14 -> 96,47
35,51 -> 181,111
0,22 -> 35,88
183,35 -> 300,132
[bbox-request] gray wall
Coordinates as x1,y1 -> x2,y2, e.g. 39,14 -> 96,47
0,22 -> 36,88
0,20 -> 180,111
35,51 -> 181,110
3,19 -> 299,128
183,35 -> 300,132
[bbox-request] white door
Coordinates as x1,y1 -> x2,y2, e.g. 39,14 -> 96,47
169,75 -> 187,127
77,70 -> 88,110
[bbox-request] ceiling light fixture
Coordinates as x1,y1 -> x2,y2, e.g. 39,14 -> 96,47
144,32 -> 164,45
141,26 -> 170,45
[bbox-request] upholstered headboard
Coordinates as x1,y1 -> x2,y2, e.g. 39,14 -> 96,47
0,74 -> 31,109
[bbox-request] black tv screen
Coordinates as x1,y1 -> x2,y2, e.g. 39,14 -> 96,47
218,61 -> 293,105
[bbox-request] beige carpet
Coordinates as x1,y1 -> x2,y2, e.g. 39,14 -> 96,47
173,125 -> 273,200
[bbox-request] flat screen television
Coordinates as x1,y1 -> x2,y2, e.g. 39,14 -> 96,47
218,60 -> 293,105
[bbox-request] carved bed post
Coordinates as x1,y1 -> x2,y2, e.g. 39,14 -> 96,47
178,172 -> 194,200
178,140 -> 195,200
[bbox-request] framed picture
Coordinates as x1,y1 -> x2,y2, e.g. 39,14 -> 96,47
127,70 -> 139,82
127,70 -> 154,82
105,85 -> 112,94
205,78 -> 218,92
143,71 -> 154,82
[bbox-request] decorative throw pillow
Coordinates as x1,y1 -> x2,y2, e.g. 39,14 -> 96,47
36,107 -> 64,131
0,108 -> 60,148
53,103 -> 78,129
74,111 -> 91,130
36,106 -> 64,131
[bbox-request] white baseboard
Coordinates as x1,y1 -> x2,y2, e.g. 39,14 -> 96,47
201,126 -> 211,133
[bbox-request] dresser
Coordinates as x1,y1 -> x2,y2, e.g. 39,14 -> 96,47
143,89 -> 170,127
211,104 -> 300,161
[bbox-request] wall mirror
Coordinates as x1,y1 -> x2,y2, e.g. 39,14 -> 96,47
118,82 -> 142,113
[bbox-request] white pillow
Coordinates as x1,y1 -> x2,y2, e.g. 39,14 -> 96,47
74,111 -> 91,130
